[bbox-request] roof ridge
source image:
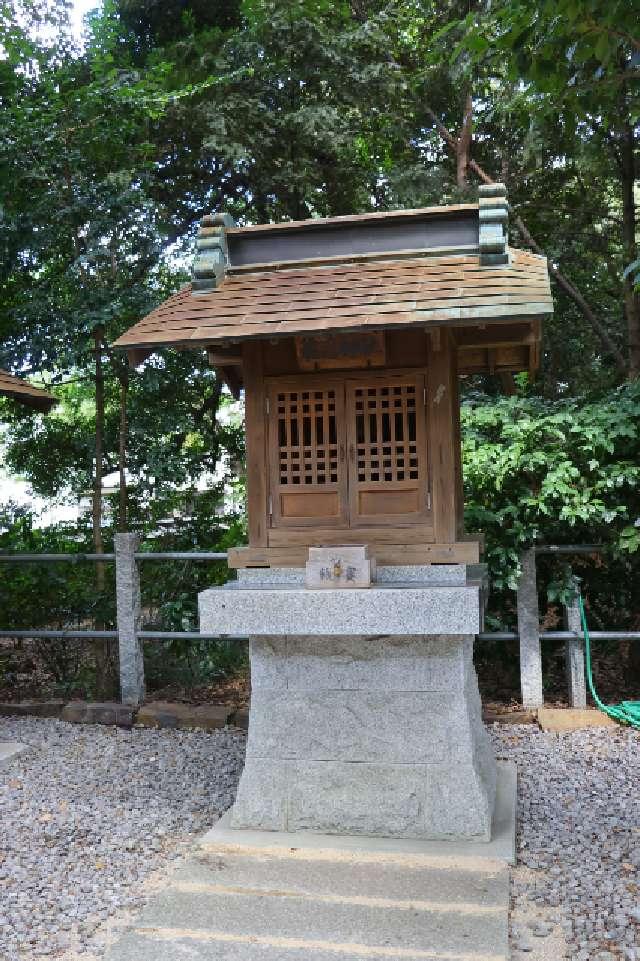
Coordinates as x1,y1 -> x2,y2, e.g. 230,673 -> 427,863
225,204 -> 479,235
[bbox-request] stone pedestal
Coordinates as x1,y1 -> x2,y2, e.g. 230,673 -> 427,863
199,565 -> 496,841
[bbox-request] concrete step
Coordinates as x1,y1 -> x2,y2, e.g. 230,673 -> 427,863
181,849 -> 507,906
139,884 -> 505,953
107,929 -> 506,961
106,844 -> 509,961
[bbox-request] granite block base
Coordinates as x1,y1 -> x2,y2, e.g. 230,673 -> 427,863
205,759 -> 516,864
230,632 -> 496,841
200,566 -> 496,841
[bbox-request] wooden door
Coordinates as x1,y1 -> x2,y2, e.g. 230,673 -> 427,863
346,373 -> 430,527
267,381 -> 348,527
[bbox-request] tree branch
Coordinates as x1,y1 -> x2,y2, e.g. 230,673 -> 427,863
456,92 -> 473,188
424,107 -> 628,376
583,20 -> 640,53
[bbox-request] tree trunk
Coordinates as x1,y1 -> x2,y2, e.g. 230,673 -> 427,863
456,92 -> 473,189
424,106 -> 629,378
117,367 -> 128,533
93,326 -> 105,585
620,112 -> 639,379
92,326 -> 117,700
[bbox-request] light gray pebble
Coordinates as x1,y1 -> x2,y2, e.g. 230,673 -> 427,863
0,715 -> 245,958
496,725 -> 640,960
532,924 -> 553,937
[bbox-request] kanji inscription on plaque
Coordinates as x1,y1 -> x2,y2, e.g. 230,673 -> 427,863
305,545 -> 374,589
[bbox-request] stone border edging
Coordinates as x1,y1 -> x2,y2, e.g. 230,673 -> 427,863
0,699 -> 248,731
0,702 -> 617,733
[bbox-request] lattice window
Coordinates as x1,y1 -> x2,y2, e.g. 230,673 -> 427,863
276,389 -> 338,486
354,384 -> 418,483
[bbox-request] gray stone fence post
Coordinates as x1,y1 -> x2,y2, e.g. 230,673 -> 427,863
564,578 -> 587,708
516,549 -> 543,709
115,533 -> 145,705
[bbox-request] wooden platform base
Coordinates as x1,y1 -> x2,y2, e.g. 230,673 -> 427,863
228,542 -> 481,569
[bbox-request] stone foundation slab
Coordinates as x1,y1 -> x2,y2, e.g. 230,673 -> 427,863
199,583 -> 482,636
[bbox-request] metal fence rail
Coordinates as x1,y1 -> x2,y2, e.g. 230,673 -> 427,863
478,631 -> 640,642
0,551 -> 229,563
1,628 -> 637,642
0,630 -> 118,639
0,553 -> 116,562
0,538 -> 634,708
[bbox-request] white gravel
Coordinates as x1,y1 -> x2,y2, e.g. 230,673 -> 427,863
0,716 -> 245,960
492,725 -> 640,960
1,717 -> 638,961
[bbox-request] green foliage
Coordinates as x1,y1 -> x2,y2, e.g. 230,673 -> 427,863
143,637 -> 247,692
0,494 -> 247,696
0,503 -> 114,696
447,0 -> 640,383
1,355 -> 244,501
0,0 -> 639,697
462,381 -> 640,596
452,0 -> 638,102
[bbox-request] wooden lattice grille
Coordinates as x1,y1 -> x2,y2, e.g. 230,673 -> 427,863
353,384 -> 419,484
267,372 -> 429,529
275,388 -> 339,486
346,373 -> 429,525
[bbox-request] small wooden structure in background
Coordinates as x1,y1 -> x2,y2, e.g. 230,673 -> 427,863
115,185 -> 551,568
0,369 -> 57,412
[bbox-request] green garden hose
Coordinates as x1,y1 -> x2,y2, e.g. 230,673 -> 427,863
578,594 -> 640,730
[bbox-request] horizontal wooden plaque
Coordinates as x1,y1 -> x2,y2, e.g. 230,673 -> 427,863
228,541 -> 482,568
308,545 -> 370,562
295,332 -> 385,371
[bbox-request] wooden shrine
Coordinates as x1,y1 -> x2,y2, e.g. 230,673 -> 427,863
115,187 -> 551,844
0,369 -> 57,412
115,185 -> 551,569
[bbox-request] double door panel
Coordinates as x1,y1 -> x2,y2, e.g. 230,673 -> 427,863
268,371 -> 429,529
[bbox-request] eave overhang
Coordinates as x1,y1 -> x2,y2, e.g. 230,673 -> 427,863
113,187 -> 551,381
0,369 -> 58,412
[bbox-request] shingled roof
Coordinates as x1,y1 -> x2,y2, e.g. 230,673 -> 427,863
0,369 -> 57,412
115,248 -> 550,353
113,189 -> 552,360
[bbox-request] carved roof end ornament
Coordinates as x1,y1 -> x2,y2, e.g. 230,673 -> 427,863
192,212 -> 236,295
478,183 -> 508,266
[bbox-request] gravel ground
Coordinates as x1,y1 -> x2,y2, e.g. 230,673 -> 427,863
491,724 -> 640,961
0,716 -> 245,960
1,717 -> 639,961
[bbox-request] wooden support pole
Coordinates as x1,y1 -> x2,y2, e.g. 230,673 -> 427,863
426,331 -> 458,543
242,342 -> 268,547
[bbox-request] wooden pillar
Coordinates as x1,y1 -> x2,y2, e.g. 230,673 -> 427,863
451,346 -> 464,539
242,342 -> 268,547
426,330 -> 458,544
